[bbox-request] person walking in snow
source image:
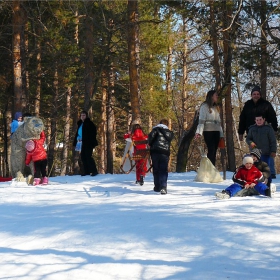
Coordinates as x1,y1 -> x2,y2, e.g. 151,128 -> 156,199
10,111 -> 23,136
25,131 -> 48,186
215,155 -> 271,199
124,123 -> 148,185
195,90 -> 224,166
148,119 -> 174,194
73,110 -> 98,176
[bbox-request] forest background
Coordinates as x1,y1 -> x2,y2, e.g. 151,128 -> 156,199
0,0 -> 279,177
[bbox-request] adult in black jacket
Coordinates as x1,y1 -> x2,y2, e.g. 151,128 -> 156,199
73,111 -> 98,176
238,86 -> 277,140
148,119 -> 174,194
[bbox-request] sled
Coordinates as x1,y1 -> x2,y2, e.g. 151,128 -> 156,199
120,138 -> 152,174
0,176 -> 12,182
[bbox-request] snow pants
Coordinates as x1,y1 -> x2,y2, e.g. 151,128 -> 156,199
226,182 -> 268,197
135,158 -> 147,181
151,153 -> 169,191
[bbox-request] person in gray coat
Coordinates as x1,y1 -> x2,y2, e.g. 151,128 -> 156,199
246,113 -> 277,176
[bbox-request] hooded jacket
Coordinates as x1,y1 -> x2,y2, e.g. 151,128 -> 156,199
148,124 -> 174,156
233,165 -> 264,187
25,131 -> 47,165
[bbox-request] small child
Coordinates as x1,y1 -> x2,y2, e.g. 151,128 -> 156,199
25,131 -> 48,186
124,123 -> 148,185
10,112 -> 23,135
215,155 -> 271,199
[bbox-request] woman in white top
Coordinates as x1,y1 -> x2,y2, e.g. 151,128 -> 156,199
195,90 -> 224,166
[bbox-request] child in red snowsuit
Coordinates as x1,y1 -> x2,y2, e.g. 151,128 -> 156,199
124,124 -> 148,185
25,131 -> 48,186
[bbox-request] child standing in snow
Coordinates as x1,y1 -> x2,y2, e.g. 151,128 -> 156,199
10,112 -> 23,135
25,131 -> 48,186
124,123 -> 148,185
215,155 -> 271,199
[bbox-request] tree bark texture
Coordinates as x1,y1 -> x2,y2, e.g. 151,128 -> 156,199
222,1 -> 236,171
176,110 -> 199,173
127,0 -> 141,123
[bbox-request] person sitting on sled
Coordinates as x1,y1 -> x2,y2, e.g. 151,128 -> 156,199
124,123 -> 148,185
215,155 -> 271,199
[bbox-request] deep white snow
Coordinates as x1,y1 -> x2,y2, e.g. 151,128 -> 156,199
1,171 -> 280,280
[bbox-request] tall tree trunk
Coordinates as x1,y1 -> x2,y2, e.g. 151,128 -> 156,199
209,0 -> 226,170
100,70 -> 107,174
127,0 -> 141,123
106,65 -> 115,174
61,87 -> 71,175
182,17 -> 188,135
48,64 -> 58,177
222,1 -> 236,171
35,26 -> 42,117
72,10 -> 80,175
21,8 -> 27,111
260,0 -> 267,99
84,12 -> 94,112
12,0 -> 24,113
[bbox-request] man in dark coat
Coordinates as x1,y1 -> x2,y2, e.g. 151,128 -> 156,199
238,86 -> 278,178
148,119 -> 174,195
73,110 -> 98,176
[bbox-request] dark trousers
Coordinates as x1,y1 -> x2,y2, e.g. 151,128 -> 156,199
81,147 -> 98,175
34,159 -> 47,178
151,153 -> 169,191
203,131 -> 220,166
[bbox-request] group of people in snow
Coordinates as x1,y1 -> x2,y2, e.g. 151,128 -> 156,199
10,85 -> 277,196
193,86 -> 277,199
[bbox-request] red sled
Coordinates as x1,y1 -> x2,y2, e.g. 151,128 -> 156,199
0,176 -> 12,182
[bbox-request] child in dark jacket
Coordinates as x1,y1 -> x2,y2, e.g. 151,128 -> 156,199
25,131 -> 48,186
148,119 -> 174,194
124,123 -> 148,185
215,155 -> 270,199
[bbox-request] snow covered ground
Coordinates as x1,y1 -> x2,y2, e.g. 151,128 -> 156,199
1,171 -> 280,280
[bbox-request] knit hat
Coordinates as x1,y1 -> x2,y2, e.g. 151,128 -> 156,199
250,148 -> 262,160
243,156 -> 254,165
251,86 -> 261,95
15,112 -> 22,120
25,140 -> 35,152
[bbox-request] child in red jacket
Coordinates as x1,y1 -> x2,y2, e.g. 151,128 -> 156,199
124,123 -> 148,185
215,156 -> 270,199
25,131 -> 48,185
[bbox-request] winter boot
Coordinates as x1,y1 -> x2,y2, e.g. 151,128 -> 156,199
33,178 -> 41,186
215,190 -> 230,199
265,187 -> 272,198
139,175 -> 144,186
26,175 -> 34,185
42,177 -> 48,185
160,189 -> 167,195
